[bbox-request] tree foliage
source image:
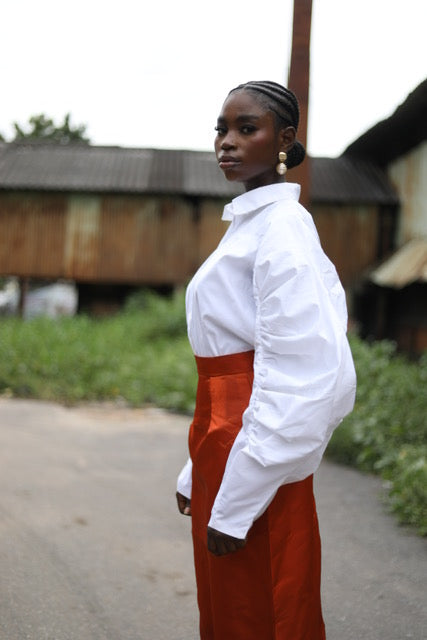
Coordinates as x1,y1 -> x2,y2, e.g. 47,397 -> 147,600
4,113 -> 90,145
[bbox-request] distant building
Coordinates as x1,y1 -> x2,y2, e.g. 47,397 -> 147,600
0,142 -> 396,306
3,78 -> 426,355
345,78 -> 427,353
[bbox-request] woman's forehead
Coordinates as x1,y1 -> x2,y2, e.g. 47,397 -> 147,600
218,90 -> 267,119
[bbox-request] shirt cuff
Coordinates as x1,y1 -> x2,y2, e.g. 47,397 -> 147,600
176,457 -> 192,499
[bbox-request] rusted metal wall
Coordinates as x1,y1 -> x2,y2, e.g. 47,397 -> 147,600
0,191 -> 381,290
312,203 -> 379,287
0,192 -> 67,278
388,140 -> 427,245
0,192 -> 203,285
197,198 -> 229,264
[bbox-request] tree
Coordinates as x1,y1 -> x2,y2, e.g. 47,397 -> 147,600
8,113 -> 90,145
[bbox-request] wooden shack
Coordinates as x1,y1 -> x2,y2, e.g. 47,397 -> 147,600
0,140 -> 397,313
344,78 -> 427,353
0,146 -> 232,289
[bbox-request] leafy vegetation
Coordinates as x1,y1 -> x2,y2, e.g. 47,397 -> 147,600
0,290 -> 195,412
327,336 -> 427,535
1,113 -> 89,144
0,290 -> 426,534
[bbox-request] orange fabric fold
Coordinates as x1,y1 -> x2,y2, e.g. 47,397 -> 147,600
189,351 -> 326,639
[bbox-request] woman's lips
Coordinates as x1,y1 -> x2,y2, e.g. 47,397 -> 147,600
218,156 -> 240,169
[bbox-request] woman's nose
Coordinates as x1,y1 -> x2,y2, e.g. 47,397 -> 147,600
221,133 -> 236,149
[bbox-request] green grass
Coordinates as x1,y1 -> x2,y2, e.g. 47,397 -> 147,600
0,290 -> 197,413
0,290 -> 426,535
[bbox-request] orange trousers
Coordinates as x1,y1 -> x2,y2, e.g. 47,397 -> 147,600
189,350 -> 326,640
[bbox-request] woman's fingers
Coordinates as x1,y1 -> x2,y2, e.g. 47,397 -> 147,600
176,492 -> 192,516
207,526 -> 246,556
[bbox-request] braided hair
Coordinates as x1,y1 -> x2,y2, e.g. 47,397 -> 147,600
228,81 -> 306,169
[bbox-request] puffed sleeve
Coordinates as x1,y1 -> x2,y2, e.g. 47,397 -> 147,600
208,203 -> 356,539
177,457 -> 192,499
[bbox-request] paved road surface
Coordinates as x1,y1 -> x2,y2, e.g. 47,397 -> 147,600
0,398 -> 425,639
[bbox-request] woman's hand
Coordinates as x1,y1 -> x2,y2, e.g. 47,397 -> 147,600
207,526 -> 246,556
176,492 -> 192,516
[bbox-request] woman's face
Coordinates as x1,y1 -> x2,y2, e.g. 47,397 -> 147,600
214,90 -> 290,192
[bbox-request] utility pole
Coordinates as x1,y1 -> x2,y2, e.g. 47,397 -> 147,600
287,0 -> 312,209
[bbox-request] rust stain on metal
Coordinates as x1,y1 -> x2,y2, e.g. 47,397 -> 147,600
0,192 -> 213,285
0,192 -> 67,277
64,196 -> 101,279
1,190 -> 385,291
312,204 -> 379,286
197,199 -> 229,266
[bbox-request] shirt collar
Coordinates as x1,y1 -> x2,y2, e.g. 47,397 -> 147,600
222,182 -> 301,221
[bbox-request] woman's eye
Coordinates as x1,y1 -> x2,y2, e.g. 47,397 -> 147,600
214,126 -> 226,135
241,125 -> 256,134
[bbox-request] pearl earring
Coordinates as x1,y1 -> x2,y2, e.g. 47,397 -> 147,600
276,151 -> 287,175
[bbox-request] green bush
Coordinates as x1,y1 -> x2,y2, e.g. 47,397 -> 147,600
0,289 -> 197,412
327,335 -> 427,535
385,445 -> 427,535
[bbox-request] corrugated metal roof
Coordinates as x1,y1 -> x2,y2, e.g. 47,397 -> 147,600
0,141 -> 397,204
0,142 -> 240,198
311,156 -> 398,205
370,238 -> 427,288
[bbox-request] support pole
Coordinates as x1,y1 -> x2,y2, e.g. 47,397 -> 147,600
287,0 -> 312,209
18,277 -> 29,317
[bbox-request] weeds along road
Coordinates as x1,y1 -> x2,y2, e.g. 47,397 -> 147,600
0,398 -> 426,640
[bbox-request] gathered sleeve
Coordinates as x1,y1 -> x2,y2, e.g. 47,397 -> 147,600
177,457 -> 193,499
208,206 -> 356,539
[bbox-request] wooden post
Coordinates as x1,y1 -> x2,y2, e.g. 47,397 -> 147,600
287,0 -> 312,209
18,277 -> 29,317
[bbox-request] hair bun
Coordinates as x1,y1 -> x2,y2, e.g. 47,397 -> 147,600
287,140 -> 306,169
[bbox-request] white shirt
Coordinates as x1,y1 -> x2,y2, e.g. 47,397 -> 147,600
177,182 -> 356,539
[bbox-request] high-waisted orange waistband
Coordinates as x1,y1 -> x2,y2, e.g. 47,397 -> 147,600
195,350 -> 254,377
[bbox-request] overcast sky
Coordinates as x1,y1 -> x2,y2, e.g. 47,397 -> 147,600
1,0 -> 426,157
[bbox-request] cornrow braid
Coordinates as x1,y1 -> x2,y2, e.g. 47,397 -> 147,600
229,80 -> 306,170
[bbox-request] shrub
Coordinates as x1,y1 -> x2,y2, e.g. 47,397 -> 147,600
327,335 -> 427,535
0,289 -> 196,412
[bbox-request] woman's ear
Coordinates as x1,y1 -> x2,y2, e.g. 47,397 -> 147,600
280,126 -> 296,152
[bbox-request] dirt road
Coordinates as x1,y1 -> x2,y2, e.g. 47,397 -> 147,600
0,398 -> 425,639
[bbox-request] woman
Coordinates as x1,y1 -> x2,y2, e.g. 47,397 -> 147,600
176,80 -> 356,639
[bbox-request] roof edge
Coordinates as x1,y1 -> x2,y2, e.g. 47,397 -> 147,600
343,78 -> 427,165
